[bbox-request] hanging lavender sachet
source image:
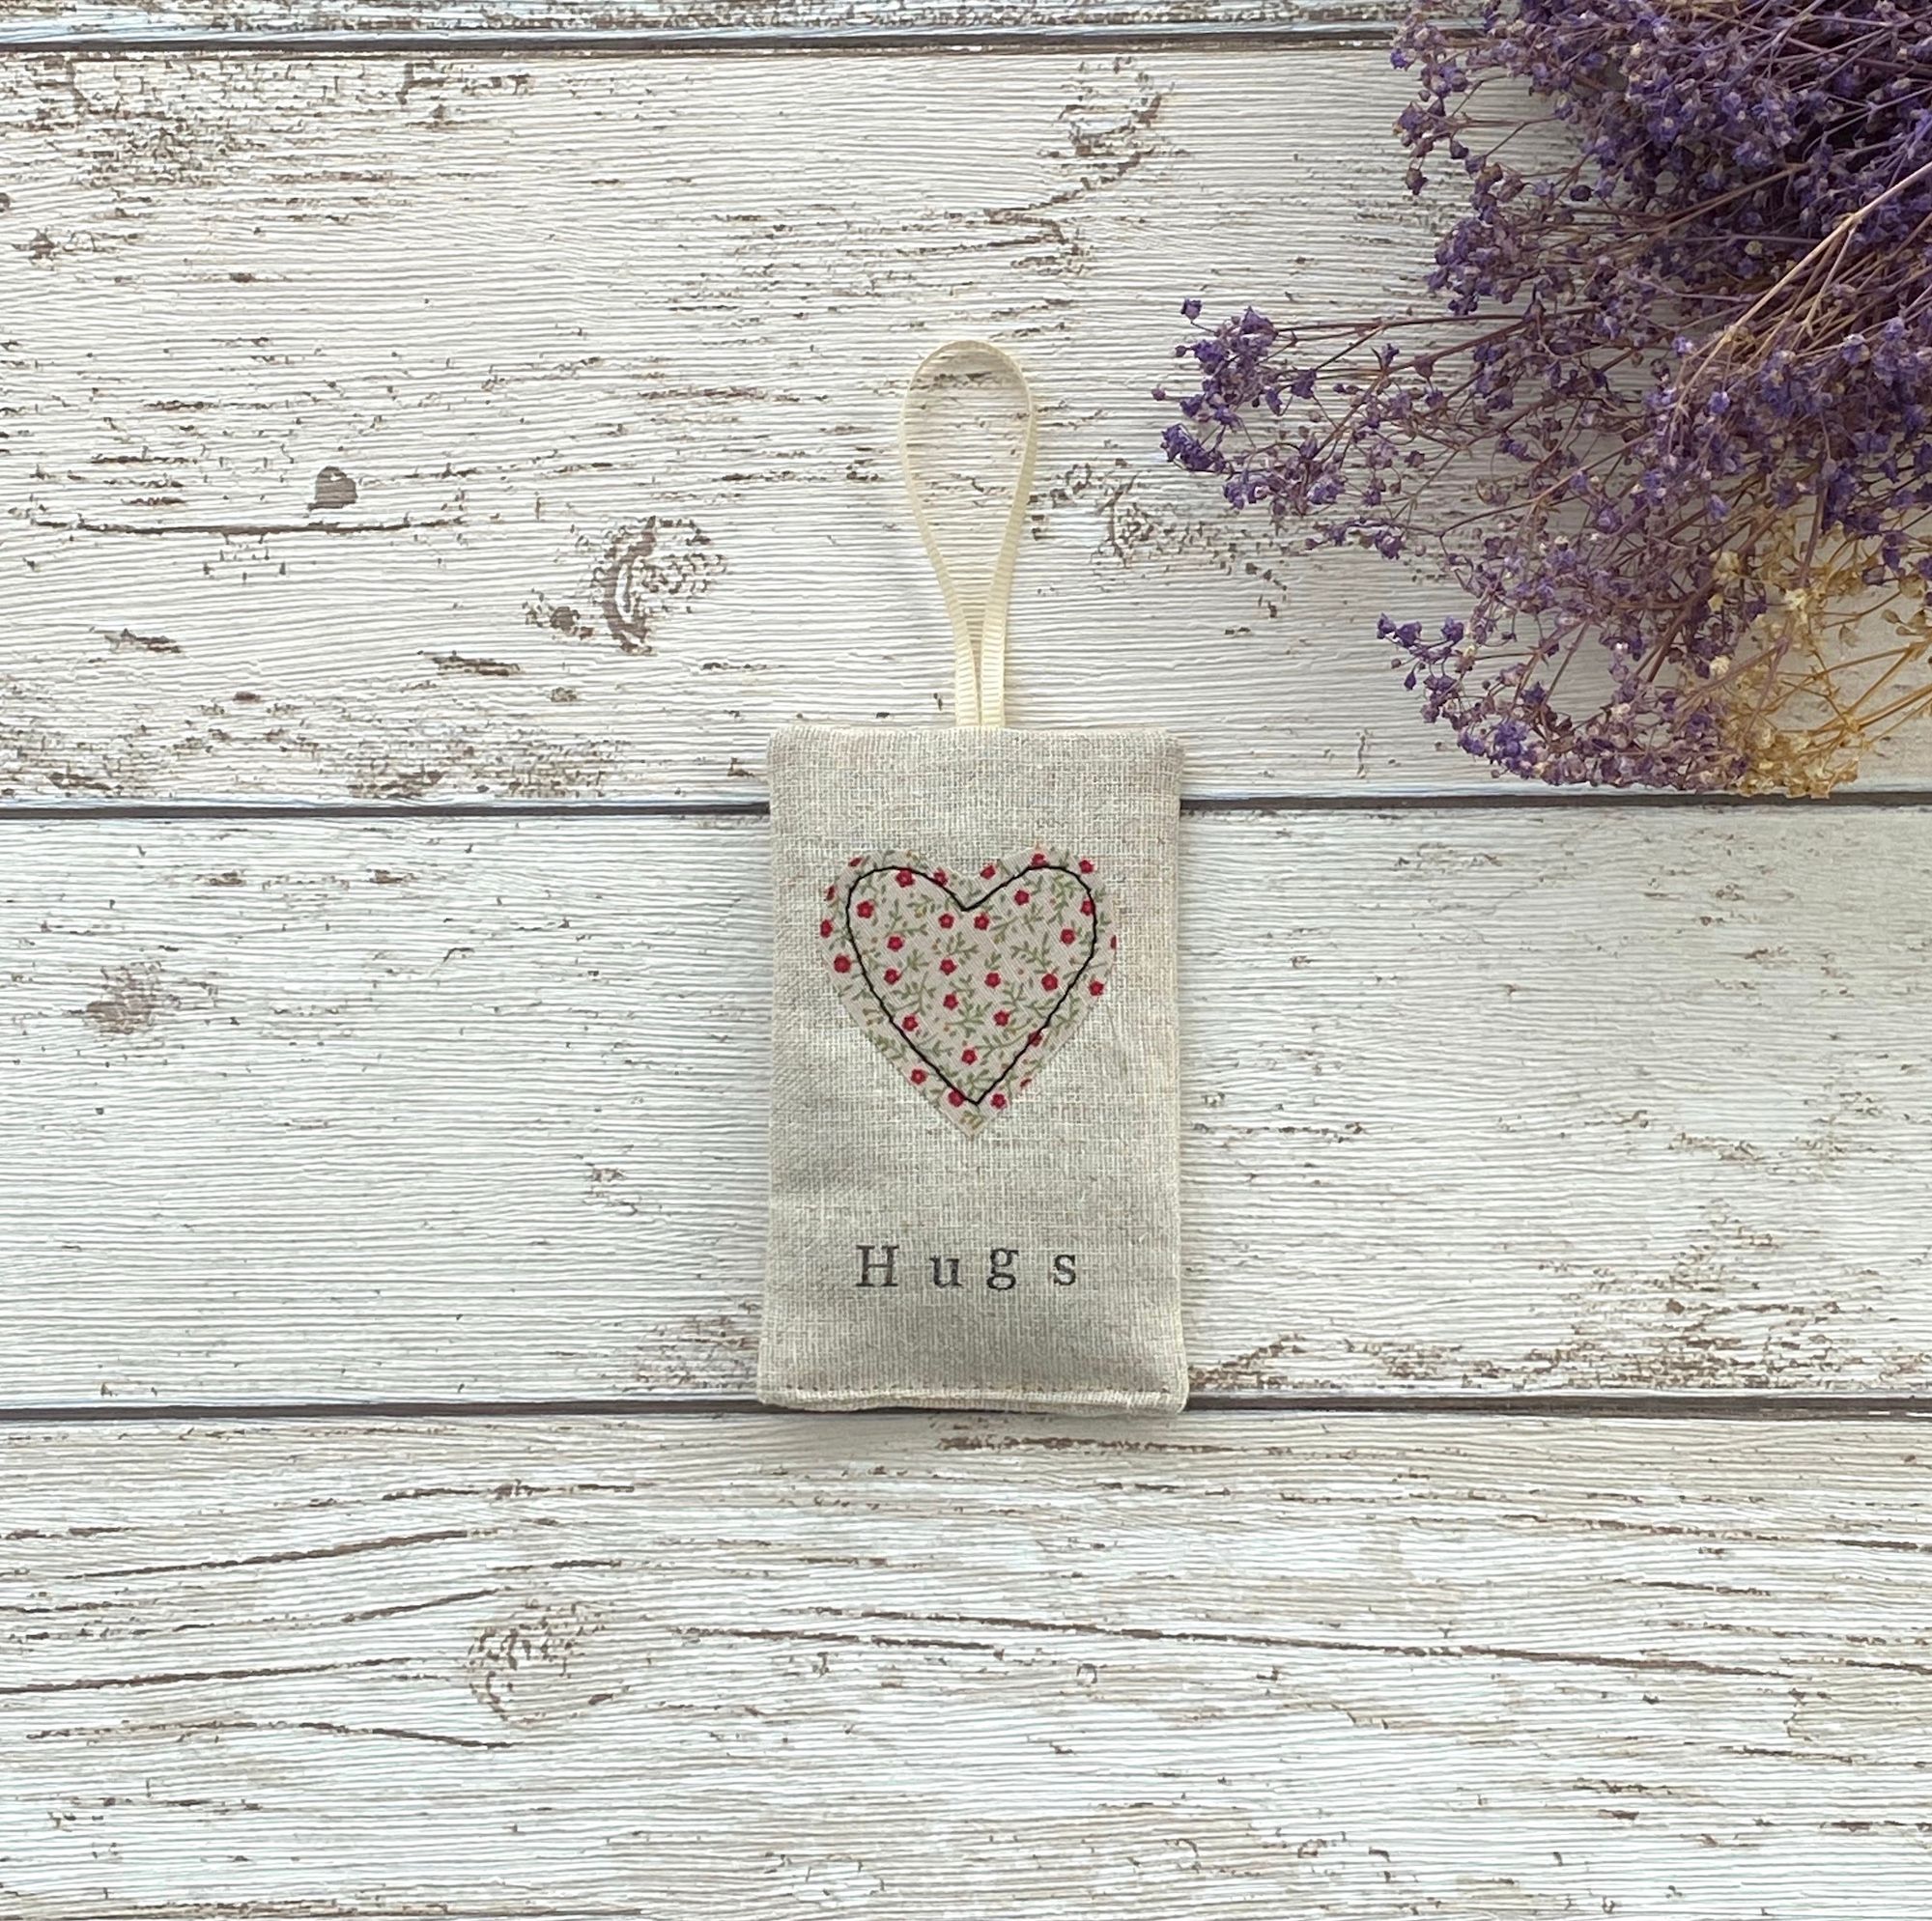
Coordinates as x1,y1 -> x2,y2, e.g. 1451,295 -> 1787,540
758,340 -> 1186,1413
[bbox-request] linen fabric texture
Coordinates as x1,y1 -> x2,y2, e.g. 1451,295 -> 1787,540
759,722 -> 1186,1413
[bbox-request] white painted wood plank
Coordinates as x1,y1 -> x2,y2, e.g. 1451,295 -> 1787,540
0,48 -> 1439,801
7,49 -> 1918,802
6,2 -> 1390,50
5,1410 -> 1931,1916
1,806 -> 1923,1405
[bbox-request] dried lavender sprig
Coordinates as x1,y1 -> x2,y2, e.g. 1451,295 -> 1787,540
1159,0 -> 1932,791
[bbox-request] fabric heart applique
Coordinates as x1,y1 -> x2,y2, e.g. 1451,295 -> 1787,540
819,849 -> 1115,1134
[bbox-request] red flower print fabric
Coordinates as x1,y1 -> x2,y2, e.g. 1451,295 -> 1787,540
820,848 -> 1112,1134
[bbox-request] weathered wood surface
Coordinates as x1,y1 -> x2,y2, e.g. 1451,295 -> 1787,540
0,47 -> 1435,802
1,18 -> 1925,1912
3,805 -> 1922,1407
7,1410 -> 1932,1917
6,47 -> 1923,803
6,2 -> 1395,49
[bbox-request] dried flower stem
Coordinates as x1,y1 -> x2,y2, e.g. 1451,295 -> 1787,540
1159,0 -> 1932,792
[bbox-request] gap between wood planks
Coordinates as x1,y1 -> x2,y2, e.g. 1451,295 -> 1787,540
1,788 -> 1930,822
0,22 -> 1408,57
2,1394 -> 1928,1426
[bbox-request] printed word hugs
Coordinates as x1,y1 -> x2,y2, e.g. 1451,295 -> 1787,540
855,1244 -> 1079,1292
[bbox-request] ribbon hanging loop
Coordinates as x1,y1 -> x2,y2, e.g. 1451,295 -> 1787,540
898,339 -> 1039,729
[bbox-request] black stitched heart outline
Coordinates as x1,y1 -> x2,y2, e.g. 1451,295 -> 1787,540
838,858 -> 1104,1113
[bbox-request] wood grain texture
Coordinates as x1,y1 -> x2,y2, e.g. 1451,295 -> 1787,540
5,1 -> 1396,50
3,19 -> 1920,1906
7,1409 -> 1932,1917
7,47 -> 1922,803
0,46 -> 1444,802
2,805 -> 1923,1407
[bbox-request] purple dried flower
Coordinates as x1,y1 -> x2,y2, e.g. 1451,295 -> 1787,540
1160,0 -> 1932,793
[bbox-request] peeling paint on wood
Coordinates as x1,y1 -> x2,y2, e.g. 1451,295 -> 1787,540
425,649 -> 524,676
14,46 -> 1902,803
3,1 -> 1403,48
0,807 -> 1923,1406
100,625 -> 183,654
0,18 -> 1918,1910
593,518 -> 725,655
5,1411 -> 1932,1915
310,463 -> 360,510
75,959 -> 183,1035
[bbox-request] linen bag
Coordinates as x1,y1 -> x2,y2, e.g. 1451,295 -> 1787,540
758,341 -> 1185,1413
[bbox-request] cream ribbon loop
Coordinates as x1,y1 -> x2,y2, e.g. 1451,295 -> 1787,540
898,339 -> 1039,729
